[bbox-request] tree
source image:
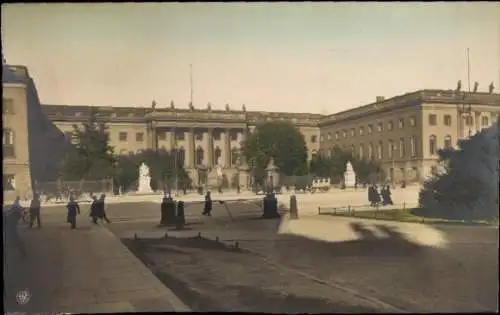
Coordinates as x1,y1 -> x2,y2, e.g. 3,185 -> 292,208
351,158 -> 383,185
61,109 -> 116,181
418,123 -> 499,221
309,146 -> 350,181
115,148 -> 192,193
241,121 -> 308,183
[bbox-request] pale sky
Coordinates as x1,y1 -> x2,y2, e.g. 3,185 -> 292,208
2,3 -> 500,114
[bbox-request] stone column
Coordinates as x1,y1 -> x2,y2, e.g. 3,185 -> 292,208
147,121 -> 157,150
186,128 -> 195,168
206,128 -> 213,167
168,127 -> 175,151
223,129 -> 231,167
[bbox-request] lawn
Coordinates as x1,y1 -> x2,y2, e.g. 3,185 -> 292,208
328,208 -> 498,226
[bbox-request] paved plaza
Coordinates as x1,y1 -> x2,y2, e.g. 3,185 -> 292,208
4,192 -> 498,313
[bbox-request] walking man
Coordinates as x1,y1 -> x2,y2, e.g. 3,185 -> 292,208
97,194 -> 111,224
29,193 -> 42,228
90,194 -> 99,224
202,191 -> 212,216
66,196 -> 81,229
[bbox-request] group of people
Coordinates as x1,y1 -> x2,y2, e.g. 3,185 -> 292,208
64,193 -> 111,229
368,184 -> 394,207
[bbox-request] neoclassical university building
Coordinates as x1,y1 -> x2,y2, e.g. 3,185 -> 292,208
3,63 -> 500,200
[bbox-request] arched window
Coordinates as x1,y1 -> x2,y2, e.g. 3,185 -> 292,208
327,132 -> 332,140
368,143 -> 374,160
444,135 -> 452,148
481,116 -> 489,127
178,147 -> 186,166
231,148 -> 239,166
429,135 -> 437,155
358,144 -> 364,159
196,147 -> 204,166
388,140 -> 394,159
377,141 -> 383,159
214,146 -> 222,165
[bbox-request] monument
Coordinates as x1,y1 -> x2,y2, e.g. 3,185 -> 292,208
344,161 -> 356,188
137,162 -> 153,194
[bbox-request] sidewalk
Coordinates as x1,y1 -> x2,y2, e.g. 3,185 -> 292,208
4,217 -> 190,313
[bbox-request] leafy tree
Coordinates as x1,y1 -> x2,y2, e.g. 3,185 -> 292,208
61,109 -> 116,181
115,148 -> 192,193
351,158 -> 383,185
309,146 -> 350,180
418,123 -> 499,221
241,121 -> 308,183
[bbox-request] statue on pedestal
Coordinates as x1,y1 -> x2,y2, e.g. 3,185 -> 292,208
225,104 -> 230,111
207,102 -> 212,111
189,101 -> 194,111
170,100 -> 175,109
489,82 -> 495,94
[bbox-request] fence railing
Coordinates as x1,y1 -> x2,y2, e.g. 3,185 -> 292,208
35,179 -> 114,201
317,202 -> 418,216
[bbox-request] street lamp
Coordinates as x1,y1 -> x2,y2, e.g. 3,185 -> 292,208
266,158 -> 277,194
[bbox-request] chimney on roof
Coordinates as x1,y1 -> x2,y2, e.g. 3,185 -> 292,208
376,96 -> 385,103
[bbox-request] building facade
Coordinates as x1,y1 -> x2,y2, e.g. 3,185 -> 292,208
4,60 -> 499,202
318,90 -> 500,184
3,64 -> 68,202
41,103 -> 322,185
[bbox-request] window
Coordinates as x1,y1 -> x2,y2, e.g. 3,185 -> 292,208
410,136 -> 417,157
335,132 -> 339,140
377,123 -> 383,132
359,126 -> 364,136
3,174 -> 16,191
465,115 -> 473,126
136,132 -> 144,142
119,132 -> 128,141
350,145 -> 355,155
377,141 -> 383,159
213,130 -> 221,141
195,131 -> 203,141
368,143 -> 374,160
443,115 -> 452,126
196,147 -> 204,165
310,135 -> 317,143
3,128 -> 15,157
327,132 -> 332,141
158,131 -> 166,141
3,128 -> 14,145
231,148 -> 239,165
358,145 -> 364,159
350,128 -> 355,137
367,125 -> 373,134
214,147 -> 222,164
409,116 -> 416,127
428,114 -> 437,126
342,130 -> 347,138
388,140 -> 395,159
387,121 -> 393,131
320,135 -> 324,143
398,118 -> 404,129
481,116 -> 489,127
444,135 -> 452,148
399,138 -> 405,158
2,98 -> 14,114
429,135 -> 437,155
176,131 -> 185,141
230,131 -> 238,141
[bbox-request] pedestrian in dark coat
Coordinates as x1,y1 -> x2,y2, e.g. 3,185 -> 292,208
368,185 -> 375,206
202,191 -> 212,216
383,185 -> 394,205
373,185 -> 381,205
66,196 -> 81,229
90,195 -> 99,224
97,194 -> 111,224
29,193 -> 42,228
